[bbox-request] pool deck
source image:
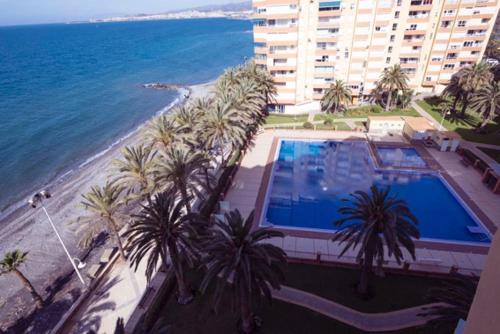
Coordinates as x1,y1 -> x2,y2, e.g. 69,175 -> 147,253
224,129 -> 499,275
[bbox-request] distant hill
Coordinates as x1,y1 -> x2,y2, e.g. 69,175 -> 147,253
179,1 -> 252,13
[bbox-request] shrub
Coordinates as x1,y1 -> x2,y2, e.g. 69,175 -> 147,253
323,119 -> 333,126
370,105 -> 383,113
303,121 -> 314,129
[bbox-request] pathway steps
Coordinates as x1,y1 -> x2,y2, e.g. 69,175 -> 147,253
273,285 -> 441,332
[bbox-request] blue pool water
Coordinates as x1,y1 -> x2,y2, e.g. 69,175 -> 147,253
376,146 -> 428,168
264,140 -> 490,244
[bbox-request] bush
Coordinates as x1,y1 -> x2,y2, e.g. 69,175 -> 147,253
370,105 -> 383,113
303,121 -> 314,129
323,119 -> 333,126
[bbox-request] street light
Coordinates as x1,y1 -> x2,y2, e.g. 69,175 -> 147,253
29,190 -> 87,287
439,110 -> 451,131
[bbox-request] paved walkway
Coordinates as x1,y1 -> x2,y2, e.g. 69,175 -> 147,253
273,285 -> 440,332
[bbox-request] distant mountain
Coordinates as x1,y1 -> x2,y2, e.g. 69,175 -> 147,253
88,1 -> 252,23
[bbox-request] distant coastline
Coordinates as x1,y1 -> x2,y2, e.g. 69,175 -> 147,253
86,10 -> 251,24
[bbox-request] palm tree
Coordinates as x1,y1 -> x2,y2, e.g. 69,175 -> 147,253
333,186 -> 420,296
442,74 -> 464,115
144,114 -> 183,150
419,273 -> 478,329
470,80 -> 500,133
201,101 -> 246,167
398,89 -> 414,109
457,61 -> 493,117
153,146 -> 209,213
241,60 -> 277,105
379,65 -> 409,111
321,80 -> 352,114
78,181 -> 127,259
125,192 -> 199,304
173,105 -> 199,133
0,250 -> 44,308
200,210 -> 287,333
113,144 -> 156,201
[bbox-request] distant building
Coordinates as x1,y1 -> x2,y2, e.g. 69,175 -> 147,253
252,0 -> 500,113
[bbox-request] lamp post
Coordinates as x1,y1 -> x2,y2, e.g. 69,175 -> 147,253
439,110 -> 451,131
29,191 -> 87,287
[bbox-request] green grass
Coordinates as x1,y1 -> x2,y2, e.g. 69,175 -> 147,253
314,105 -> 419,122
416,97 -> 500,145
478,147 -> 500,163
265,113 -> 308,125
284,263 -> 446,313
315,121 -> 352,131
149,263 -> 453,334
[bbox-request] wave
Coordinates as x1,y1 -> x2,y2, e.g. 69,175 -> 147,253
0,88 -> 186,221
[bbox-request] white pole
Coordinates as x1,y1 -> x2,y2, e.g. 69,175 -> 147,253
439,111 -> 446,131
40,205 -> 86,286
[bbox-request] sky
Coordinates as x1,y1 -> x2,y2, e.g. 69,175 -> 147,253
0,0 -> 243,26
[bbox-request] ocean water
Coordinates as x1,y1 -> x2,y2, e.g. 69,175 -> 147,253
0,19 -> 253,214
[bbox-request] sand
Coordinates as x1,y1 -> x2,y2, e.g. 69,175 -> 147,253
0,81 -> 215,328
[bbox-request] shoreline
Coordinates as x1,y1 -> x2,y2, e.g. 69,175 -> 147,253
0,81 -> 215,323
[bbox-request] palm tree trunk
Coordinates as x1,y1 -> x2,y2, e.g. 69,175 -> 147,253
14,269 -> 43,308
358,251 -> 374,296
167,241 -> 193,304
385,91 -> 392,112
240,298 -> 254,333
460,93 -> 469,117
110,217 -> 127,260
452,95 -> 459,114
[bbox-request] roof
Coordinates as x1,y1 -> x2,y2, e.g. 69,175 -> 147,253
402,116 -> 436,131
437,130 -> 462,140
367,116 -> 405,121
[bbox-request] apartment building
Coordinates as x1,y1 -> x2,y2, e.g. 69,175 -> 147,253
252,0 -> 500,113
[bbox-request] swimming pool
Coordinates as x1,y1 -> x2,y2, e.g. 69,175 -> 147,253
376,146 -> 428,168
262,140 -> 490,244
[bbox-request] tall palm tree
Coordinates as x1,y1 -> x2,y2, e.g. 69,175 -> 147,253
333,186 -> 420,296
241,60 -> 277,105
125,192 -> 200,304
457,61 -> 493,117
470,80 -> 500,132
442,74 -> 464,115
0,250 -> 44,308
77,181 -> 127,258
379,65 -> 409,111
144,114 -> 183,150
419,273 -> 478,329
398,89 -> 414,109
202,102 -> 246,167
153,146 -> 209,213
321,80 -> 352,114
113,144 -> 156,201
173,105 -> 199,133
200,210 -> 287,333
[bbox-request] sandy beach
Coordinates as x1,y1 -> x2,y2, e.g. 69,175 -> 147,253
0,81 -> 214,330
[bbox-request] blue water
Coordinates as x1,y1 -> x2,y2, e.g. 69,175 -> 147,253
264,140 -> 490,243
0,19 -> 253,214
376,146 -> 428,168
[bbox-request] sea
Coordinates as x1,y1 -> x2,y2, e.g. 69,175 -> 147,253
0,18 -> 253,216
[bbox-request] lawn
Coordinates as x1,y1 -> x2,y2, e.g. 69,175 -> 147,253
315,121 -> 352,131
314,105 -> 419,122
284,262 -> 446,313
265,113 -> 308,125
415,97 -> 500,145
478,147 -> 500,163
149,263 -> 454,334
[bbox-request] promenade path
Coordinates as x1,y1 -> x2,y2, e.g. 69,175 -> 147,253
273,285 -> 439,332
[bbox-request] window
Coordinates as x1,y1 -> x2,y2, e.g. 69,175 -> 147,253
397,0 -> 402,5
289,4 -> 297,9
375,26 -> 381,31
273,59 -> 287,65
426,76 -> 432,81
395,11 -> 400,18
473,10 -> 480,15
409,24 -> 417,31
444,9 -> 455,16
431,57 -> 442,62
471,50 -> 480,55
463,41 -> 473,47
388,46 -> 393,53
392,23 -> 398,31
390,35 -> 395,42
441,21 -> 451,28
446,53 -> 457,59
412,46 -> 421,50
481,18 -> 490,24
443,64 -> 455,70
254,42 -> 266,48
386,57 -> 391,64
458,20 -> 466,27
344,48 -> 349,58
